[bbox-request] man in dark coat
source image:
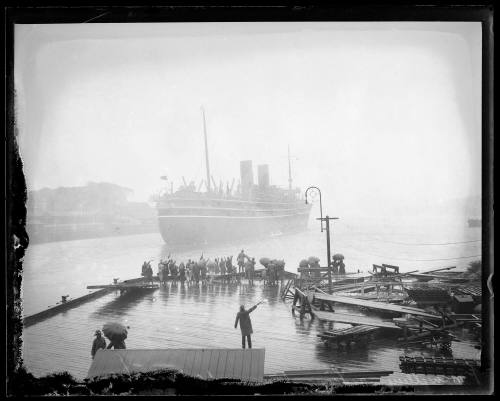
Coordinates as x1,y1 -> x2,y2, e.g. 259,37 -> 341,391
234,302 -> 260,349
91,330 -> 106,359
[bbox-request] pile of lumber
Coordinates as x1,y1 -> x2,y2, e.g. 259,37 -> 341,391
317,325 -> 379,344
399,355 -> 480,376
404,287 -> 451,305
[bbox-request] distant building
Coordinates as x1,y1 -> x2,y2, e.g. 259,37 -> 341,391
26,182 -> 156,243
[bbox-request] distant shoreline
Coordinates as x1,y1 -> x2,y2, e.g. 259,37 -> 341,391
26,223 -> 159,245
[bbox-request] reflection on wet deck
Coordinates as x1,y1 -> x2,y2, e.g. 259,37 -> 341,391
22,281 -> 480,380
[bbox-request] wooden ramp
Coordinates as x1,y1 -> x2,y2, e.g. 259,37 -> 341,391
314,293 -> 439,319
87,283 -> 159,290
313,310 -> 401,329
87,348 -> 265,382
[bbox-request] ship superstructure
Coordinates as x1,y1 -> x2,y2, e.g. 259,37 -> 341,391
156,109 -> 311,246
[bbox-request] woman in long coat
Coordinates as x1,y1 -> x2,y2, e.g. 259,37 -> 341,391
234,303 -> 259,349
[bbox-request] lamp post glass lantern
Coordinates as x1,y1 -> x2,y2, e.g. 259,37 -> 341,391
305,186 -> 323,232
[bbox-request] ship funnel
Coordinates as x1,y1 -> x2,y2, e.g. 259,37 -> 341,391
257,164 -> 270,188
240,160 -> 254,198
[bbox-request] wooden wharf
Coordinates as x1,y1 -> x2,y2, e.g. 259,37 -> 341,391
313,293 -> 440,319
87,283 -> 159,290
24,276 -> 163,327
87,348 -> 265,382
24,267 -> 290,329
23,287 -> 112,328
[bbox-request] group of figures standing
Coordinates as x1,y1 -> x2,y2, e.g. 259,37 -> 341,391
140,250 -> 259,286
259,257 -> 286,286
299,254 -> 346,279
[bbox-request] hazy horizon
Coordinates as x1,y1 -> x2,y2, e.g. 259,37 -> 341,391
14,22 -> 482,219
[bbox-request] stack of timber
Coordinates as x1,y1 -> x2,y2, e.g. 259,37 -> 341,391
380,372 -> 466,387
399,355 -> 480,376
396,327 -> 456,350
407,273 -> 469,284
446,313 -> 482,330
312,310 -> 401,329
313,293 -> 440,319
317,325 -> 379,345
454,284 -> 482,302
404,287 -> 451,306
336,292 -> 406,303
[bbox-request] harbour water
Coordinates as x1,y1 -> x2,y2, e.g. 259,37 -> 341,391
20,215 -> 482,379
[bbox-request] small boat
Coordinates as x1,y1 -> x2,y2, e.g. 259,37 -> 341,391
468,218 -> 481,228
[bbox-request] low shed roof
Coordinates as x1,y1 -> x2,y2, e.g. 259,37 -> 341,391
87,348 -> 265,382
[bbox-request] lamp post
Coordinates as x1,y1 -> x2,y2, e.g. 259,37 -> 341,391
316,215 -> 339,293
305,186 -> 340,293
305,186 -> 323,232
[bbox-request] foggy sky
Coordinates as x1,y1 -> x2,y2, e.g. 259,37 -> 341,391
14,22 -> 481,217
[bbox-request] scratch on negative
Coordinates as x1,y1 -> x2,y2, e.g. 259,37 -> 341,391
487,273 -> 494,299
82,12 -> 110,24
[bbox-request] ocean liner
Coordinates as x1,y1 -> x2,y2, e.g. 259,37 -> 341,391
156,110 -> 312,246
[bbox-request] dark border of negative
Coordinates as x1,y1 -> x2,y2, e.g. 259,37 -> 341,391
3,1 -> 495,397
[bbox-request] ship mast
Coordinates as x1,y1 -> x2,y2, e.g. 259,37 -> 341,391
202,106 -> 211,193
288,145 -> 292,190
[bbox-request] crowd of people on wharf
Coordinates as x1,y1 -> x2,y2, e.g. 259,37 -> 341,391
139,249 -> 292,287
140,250 -> 259,286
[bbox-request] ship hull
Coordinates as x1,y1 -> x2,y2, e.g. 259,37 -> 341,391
158,211 -> 310,246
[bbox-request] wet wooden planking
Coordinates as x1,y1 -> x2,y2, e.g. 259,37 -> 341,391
87,349 -> 265,381
22,281 -> 479,380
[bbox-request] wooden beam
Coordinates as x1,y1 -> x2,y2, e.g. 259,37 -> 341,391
314,293 -> 440,319
312,310 -> 401,329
